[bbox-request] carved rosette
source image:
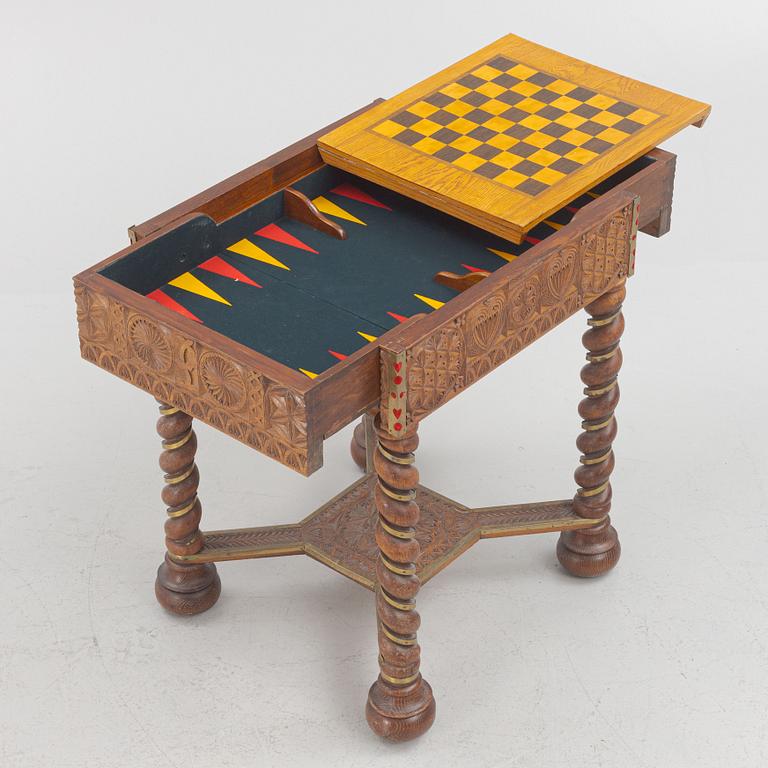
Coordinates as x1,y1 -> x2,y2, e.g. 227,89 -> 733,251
74,282 -> 312,474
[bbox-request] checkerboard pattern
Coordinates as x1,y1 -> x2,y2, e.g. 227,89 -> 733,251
372,56 -> 661,196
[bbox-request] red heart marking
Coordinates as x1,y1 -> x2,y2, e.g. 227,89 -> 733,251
394,362 -> 402,372
393,408 -> 402,418
393,375 -> 403,385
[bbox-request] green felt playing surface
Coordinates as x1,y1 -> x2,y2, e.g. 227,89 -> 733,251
101,160 -> 652,379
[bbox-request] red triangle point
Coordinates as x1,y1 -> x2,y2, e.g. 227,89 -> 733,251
255,223 -> 318,253
461,263 -> 486,272
330,183 -> 392,211
147,289 -> 203,323
328,349 -> 348,361
199,256 -> 262,287
387,311 -> 409,323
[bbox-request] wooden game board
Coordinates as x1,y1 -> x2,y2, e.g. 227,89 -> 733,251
319,34 -> 709,243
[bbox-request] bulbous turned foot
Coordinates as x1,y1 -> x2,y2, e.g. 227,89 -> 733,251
155,554 -> 221,615
350,421 -> 367,471
366,676 -> 436,741
557,517 -> 621,578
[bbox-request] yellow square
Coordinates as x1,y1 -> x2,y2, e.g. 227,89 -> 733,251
517,97 -> 546,114
444,100 -> 474,117
586,94 -> 618,110
409,101 -> 439,118
529,148 -> 560,166
519,113 -> 549,130
440,82 -> 471,99
493,151 -> 524,168
482,99 -> 511,116
555,112 -> 587,129
453,153 -> 487,171
591,110 -> 623,127
532,167 -> 566,186
487,133 -> 517,150
483,115 -> 513,133
477,81 -> 505,98
507,63 -> 537,80
447,117 -> 477,135
511,80 -> 540,97
496,169 -> 528,188
450,135 -> 482,152
565,146 -> 599,164
374,120 -> 405,138
412,136 -> 446,154
561,129 -> 592,146
597,126 -> 629,144
548,79 -> 577,96
472,64 -> 503,81
628,107 -> 659,125
411,118 -> 441,136
551,95 -> 581,112
525,131 -> 555,149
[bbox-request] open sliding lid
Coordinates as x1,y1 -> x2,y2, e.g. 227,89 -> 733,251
318,34 -> 710,244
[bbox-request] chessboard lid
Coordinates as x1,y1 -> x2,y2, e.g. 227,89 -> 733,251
318,34 -> 710,244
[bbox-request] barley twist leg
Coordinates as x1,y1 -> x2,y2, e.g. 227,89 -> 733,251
154,401 -> 221,614
557,282 -> 625,577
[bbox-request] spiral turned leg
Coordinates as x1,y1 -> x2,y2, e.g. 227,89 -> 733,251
366,419 -> 435,741
350,412 -> 375,472
154,401 -> 221,614
557,283 -> 625,578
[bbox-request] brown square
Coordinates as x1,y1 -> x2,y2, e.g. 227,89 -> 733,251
470,143 -> 502,159
512,158 -> 544,176
474,161 -> 506,179
516,178 -> 548,195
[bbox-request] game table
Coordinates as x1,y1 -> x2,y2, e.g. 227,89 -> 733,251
74,35 -> 709,740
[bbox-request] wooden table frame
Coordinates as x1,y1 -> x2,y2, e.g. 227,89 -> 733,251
74,105 -> 678,741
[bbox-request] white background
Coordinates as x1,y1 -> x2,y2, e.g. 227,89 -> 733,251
1,2 -> 767,766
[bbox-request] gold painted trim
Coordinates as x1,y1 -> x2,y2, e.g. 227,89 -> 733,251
379,666 -> 420,686
162,429 -> 193,451
577,480 -> 610,497
164,464 -> 195,485
378,480 -> 416,502
380,623 -> 417,646
159,405 -> 181,416
379,517 -> 415,540
380,553 -> 416,576
580,450 -> 612,465
584,379 -> 618,397
166,497 -> 197,518
377,443 -> 415,465
379,588 -> 415,611
581,415 -> 614,432
586,346 -> 619,363
588,310 -> 622,327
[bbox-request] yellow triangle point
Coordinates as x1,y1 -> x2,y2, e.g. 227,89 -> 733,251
487,247 -> 518,262
414,293 -> 444,310
169,272 -> 231,305
357,332 -> 377,342
227,238 -> 290,270
299,368 -> 318,379
312,196 -> 366,226
543,220 -> 563,230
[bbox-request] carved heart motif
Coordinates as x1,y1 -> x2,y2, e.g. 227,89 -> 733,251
546,246 -> 577,300
509,276 -> 540,326
466,293 -> 504,355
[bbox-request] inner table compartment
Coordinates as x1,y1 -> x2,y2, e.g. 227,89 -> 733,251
99,156 -> 657,380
